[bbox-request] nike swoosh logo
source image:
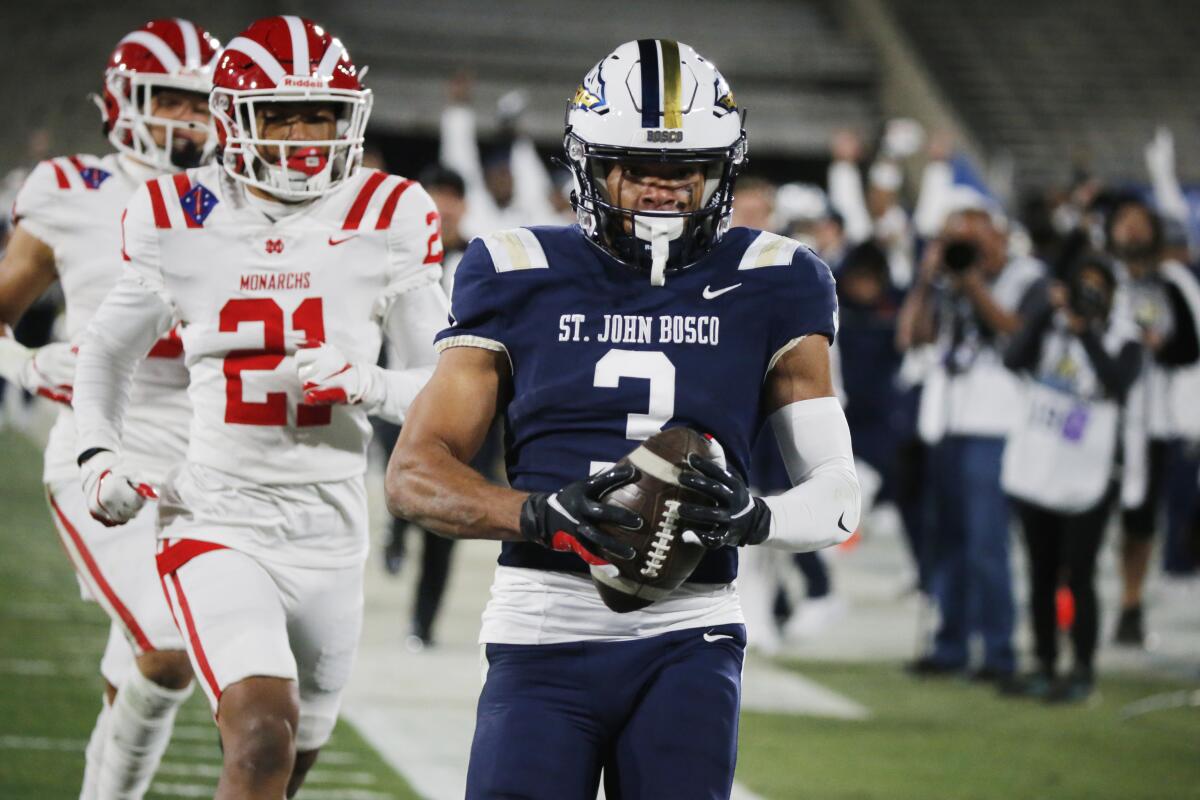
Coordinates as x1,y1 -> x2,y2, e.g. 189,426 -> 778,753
328,234 -> 359,246
702,283 -> 742,300
838,513 -> 852,534
703,631 -> 734,643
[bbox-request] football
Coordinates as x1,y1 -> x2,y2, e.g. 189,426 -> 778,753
589,427 -> 721,613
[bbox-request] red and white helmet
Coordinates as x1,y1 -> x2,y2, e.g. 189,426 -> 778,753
210,16 -> 372,200
100,19 -> 221,171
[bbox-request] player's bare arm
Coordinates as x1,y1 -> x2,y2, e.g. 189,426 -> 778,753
388,345 -> 642,561
0,225 -> 77,404
0,226 -> 57,326
386,345 -> 524,540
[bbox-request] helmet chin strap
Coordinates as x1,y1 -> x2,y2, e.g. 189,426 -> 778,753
634,215 -> 685,286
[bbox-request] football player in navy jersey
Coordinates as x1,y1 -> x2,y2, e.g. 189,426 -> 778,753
387,39 -> 861,799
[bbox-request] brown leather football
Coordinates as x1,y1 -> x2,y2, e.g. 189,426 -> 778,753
589,427 -> 721,613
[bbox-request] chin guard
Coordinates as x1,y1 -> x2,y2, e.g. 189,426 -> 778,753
634,216 -> 686,286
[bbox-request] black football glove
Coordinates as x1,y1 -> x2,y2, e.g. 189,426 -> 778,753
520,463 -> 642,564
676,454 -> 772,548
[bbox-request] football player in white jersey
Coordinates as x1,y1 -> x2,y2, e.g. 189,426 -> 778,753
71,16 -> 447,799
0,19 -> 219,800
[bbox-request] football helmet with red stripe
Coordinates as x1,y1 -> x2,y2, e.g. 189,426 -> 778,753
99,18 -> 221,171
210,16 -> 372,200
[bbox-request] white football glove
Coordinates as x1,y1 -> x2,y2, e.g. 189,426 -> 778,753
78,450 -> 157,527
0,338 -> 76,405
295,341 -> 383,408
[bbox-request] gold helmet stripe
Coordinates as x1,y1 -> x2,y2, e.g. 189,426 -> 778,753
660,39 -> 683,129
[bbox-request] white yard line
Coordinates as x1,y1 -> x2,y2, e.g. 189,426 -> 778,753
0,734 -> 86,752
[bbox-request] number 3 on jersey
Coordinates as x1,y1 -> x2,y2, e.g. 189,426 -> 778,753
589,349 -> 675,474
220,297 -> 329,427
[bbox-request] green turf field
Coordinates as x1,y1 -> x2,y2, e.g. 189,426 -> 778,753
3,426 -> 1199,800
0,429 -> 418,799
739,661 -> 1200,800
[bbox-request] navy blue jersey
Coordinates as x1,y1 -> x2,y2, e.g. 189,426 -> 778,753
435,225 -> 837,584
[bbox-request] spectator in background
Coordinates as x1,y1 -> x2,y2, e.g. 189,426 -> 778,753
730,175 -> 776,232
372,163 -> 472,651
777,182 -> 847,268
419,164 -> 469,296
827,129 -> 915,288
898,202 -> 1044,681
439,74 -> 557,238
1001,255 -> 1142,702
836,242 -> 916,569
1106,197 -> 1200,646
733,177 -> 844,650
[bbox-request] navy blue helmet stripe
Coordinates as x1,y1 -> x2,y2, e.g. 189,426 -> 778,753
637,39 -> 660,128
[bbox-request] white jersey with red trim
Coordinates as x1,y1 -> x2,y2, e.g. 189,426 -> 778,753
118,163 -> 443,485
12,153 -> 190,485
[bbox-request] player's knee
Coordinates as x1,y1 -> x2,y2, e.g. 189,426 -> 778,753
137,650 -> 193,690
223,713 -> 297,782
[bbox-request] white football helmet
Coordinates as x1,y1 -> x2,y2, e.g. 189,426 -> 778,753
564,39 -> 747,284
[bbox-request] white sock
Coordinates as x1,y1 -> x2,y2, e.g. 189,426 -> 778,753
79,694 -> 112,800
96,668 -> 193,799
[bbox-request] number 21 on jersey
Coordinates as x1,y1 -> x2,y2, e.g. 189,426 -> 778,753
220,297 -> 329,427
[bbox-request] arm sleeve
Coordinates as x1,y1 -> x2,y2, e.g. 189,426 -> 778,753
440,105 -> 485,188
73,186 -> 174,454
1080,335 -> 1142,402
761,396 -> 861,551
11,161 -> 68,250
766,247 -> 839,371
1158,281 -> 1200,366
510,136 -> 558,225
1003,280 -> 1053,372
368,281 -> 450,424
432,236 -> 512,360
827,160 -> 872,244
912,159 -> 954,239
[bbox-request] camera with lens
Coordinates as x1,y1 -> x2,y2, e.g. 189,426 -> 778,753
942,239 -> 978,273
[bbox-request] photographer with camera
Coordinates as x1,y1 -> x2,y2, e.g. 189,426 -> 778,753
1000,256 -> 1142,702
898,202 -> 1044,681
1103,197 -> 1200,646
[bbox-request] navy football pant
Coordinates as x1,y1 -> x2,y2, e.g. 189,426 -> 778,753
465,623 -> 746,799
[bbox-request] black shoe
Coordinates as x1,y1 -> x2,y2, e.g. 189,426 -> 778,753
1045,670 -> 1095,704
969,666 -> 1015,685
998,671 -> 1054,699
1114,605 -> 1144,647
905,657 -> 964,678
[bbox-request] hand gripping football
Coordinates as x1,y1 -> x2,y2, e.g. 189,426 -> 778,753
589,427 -> 721,613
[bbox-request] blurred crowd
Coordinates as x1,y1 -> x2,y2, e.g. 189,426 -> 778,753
730,121 -> 1200,705
4,79 -> 1197,704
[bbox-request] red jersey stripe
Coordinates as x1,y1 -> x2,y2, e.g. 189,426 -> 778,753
155,538 -> 226,577
66,156 -> 94,189
49,160 -> 70,189
342,171 -> 387,230
146,180 -> 171,228
172,173 -> 200,229
47,492 -> 155,653
375,179 -> 415,230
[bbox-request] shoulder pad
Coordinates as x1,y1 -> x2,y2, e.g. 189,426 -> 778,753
737,230 -> 802,271
480,228 -> 550,272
